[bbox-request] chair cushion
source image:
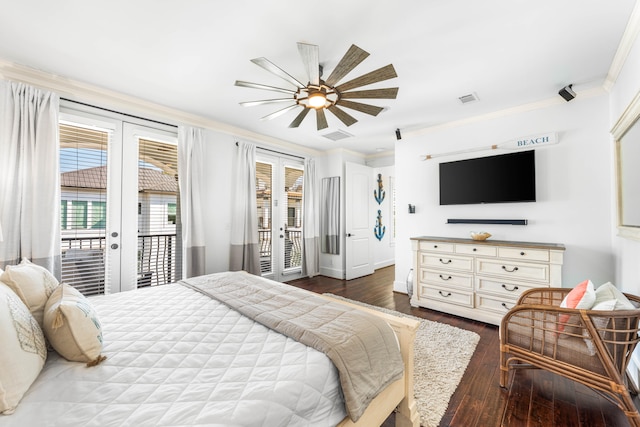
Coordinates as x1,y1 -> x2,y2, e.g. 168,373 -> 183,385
0,259 -> 59,328
43,284 -> 105,365
0,283 -> 47,414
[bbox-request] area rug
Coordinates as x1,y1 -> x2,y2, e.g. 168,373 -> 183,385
324,294 -> 480,427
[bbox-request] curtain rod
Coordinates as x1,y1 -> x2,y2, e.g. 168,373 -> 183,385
235,141 -> 305,160
60,98 -> 178,129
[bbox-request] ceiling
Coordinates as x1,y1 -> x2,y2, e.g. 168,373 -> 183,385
0,0 -> 636,155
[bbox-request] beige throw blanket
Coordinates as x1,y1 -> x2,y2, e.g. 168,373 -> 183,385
180,271 -> 404,422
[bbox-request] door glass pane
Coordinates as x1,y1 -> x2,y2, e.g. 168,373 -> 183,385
256,161 -> 273,275
137,138 -> 181,288
59,123 -> 109,296
284,166 -> 303,270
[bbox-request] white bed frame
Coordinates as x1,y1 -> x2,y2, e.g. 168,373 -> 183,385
321,295 -> 421,427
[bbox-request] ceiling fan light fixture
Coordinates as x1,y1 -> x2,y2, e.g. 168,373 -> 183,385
308,91 -> 327,108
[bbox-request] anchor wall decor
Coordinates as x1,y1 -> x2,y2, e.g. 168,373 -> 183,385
374,209 -> 386,241
374,173 -> 385,204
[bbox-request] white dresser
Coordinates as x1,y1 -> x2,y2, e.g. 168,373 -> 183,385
410,236 -> 565,325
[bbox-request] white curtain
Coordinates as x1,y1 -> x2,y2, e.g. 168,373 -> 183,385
0,80 -> 61,276
230,142 -> 260,275
302,158 -> 320,277
178,126 -> 207,278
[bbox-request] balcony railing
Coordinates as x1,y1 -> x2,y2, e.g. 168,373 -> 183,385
61,233 -> 179,295
258,229 -> 302,274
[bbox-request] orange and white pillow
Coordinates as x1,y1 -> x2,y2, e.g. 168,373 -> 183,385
558,279 -> 596,334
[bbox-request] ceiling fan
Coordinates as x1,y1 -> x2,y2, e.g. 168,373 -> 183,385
235,42 -> 399,131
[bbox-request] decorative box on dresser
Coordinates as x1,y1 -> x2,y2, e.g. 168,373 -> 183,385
410,236 -> 565,325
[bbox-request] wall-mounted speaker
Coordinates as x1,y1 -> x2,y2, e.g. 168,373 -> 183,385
558,85 -> 576,102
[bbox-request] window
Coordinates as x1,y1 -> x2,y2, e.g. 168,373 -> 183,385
167,203 -> 176,225
91,201 -> 106,229
70,201 -> 88,229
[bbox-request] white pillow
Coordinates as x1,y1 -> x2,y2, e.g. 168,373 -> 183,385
1,259 -> 59,328
0,283 -> 47,414
594,282 -> 635,310
43,284 -> 105,366
583,299 -> 618,356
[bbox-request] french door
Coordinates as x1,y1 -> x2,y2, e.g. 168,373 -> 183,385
59,107 -> 180,295
256,153 -> 304,282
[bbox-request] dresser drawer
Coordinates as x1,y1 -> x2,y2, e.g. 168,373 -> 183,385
475,277 -> 542,299
476,258 -> 550,283
419,241 -> 454,253
475,294 -> 517,315
455,244 -> 497,257
498,247 -> 549,262
421,254 -> 473,272
422,285 -> 473,307
420,269 -> 473,289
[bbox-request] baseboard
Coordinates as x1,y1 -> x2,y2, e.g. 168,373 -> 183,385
374,259 -> 395,270
393,280 -> 408,294
319,266 -> 344,279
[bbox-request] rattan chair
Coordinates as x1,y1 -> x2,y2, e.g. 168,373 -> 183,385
500,288 -> 640,426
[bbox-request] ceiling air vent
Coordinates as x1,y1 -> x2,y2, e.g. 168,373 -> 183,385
322,130 -> 353,141
458,93 -> 479,104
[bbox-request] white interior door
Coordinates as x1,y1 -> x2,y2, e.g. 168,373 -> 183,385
345,162 -> 374,280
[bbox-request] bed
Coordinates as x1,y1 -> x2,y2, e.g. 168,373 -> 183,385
0,270 -> 420,427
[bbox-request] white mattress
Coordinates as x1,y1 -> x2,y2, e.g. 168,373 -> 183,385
0,283 -> 347,427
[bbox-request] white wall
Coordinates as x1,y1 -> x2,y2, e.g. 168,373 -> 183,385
610,28 -> 640,296
394,93 -> 614,292
371,165 -> 395,269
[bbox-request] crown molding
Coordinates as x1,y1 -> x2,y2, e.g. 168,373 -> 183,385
604,1 -> 640,91
404,86 -> 606,138
0,59 -> 322,158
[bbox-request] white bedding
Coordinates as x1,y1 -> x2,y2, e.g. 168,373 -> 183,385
0,283 -> 347,427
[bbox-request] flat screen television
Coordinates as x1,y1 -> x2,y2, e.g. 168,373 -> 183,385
439,150 -> 536,205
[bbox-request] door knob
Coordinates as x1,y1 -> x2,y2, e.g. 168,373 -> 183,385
111,243 -> 119,250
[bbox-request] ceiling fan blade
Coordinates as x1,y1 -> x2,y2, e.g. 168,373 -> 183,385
327,105 -> 358,127
240,98 -> 294,107
235,80 -> 297,95
251,57 -> 305,89
336,100 -> 384,116
325,44 -> 370,87
316,109 -> 328,130
335,64 -> 397,92
340,87 -> 399,99
297,42 -> 320,86
260,104 -> 299,121
289,108 -> 311,128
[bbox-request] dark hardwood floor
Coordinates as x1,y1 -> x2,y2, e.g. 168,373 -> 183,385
287,266 -> 638,427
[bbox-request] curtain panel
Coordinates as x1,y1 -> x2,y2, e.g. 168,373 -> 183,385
302,158 -> 320,277
178,126 -> 207,278
0,80 -> 61,276
229,142 -> 260,275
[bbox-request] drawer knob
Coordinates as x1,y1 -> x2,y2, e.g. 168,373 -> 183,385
439,258 -> 452,264
502,265 -> 519,273
501,284 -> 519,292
473,248 -> 477,252
501,302 -> 513,310
438,291 -> 452,297
520,251 -> 526,256
439,274 -> 452,281
434,245 -> 438,248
